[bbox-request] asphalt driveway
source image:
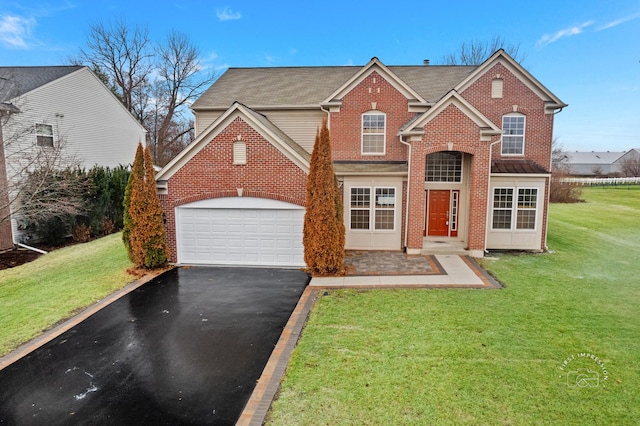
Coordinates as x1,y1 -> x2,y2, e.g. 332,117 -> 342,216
0,267 -> 310,425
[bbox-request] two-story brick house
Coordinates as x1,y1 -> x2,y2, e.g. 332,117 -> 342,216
156,50 -> 566,267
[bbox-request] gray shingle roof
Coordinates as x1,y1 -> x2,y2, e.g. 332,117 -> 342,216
0,66 -> 84,101
192,64 -> 476,110
565,151 -> 625,165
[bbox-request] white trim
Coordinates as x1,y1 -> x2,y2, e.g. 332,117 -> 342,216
179,197 -> 304,210
400,91 -> 501,138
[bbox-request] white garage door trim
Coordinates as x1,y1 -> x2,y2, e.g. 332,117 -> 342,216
176,197 -> 305,267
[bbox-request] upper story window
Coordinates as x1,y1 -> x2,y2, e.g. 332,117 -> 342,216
501,115 -> 525,155
35,123 -> 54,147
426,151 -> 462,182
362,111 -> 385,155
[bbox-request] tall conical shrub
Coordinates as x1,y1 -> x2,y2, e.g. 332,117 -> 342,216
122,143 -> 144,259
303,118 -> 345,275
128,146 -> 168,268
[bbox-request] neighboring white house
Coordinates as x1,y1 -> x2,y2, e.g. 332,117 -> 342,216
559,149 -> 640,176
0,66 -> 146,247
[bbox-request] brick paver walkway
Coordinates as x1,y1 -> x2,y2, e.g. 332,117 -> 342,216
344,250 -> 442,276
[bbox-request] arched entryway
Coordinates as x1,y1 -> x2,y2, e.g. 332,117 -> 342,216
424,151 -> 469,240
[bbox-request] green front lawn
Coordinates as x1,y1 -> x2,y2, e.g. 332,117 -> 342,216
267,186 -> 640,425
0,233 -> 134,357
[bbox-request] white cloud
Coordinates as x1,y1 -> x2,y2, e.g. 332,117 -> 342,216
597,12 -> 640,31
536,21 -> 594,48
0,14 -> 36,49
216,6 -> 241,21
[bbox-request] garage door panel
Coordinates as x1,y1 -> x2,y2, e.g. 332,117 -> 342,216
177,200 -> 304,267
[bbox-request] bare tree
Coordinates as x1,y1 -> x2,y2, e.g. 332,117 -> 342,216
151,31 -> 215,165
442,36 -> 526,65
75,20 -> 153,121
551,138 -> 570,172
619,151 -> 640,177
74,21 -> 216,166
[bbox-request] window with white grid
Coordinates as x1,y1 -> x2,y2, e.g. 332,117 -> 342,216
362,112 -> 385,154
374,188 -> 395,230
516,188 -> 538,229
501,115 -> 525,155
492,188 -> 513,229
350,187 -> 370,229
426,151 -> 462,182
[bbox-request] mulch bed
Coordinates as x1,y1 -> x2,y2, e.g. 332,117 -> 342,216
0,248 -> 44,270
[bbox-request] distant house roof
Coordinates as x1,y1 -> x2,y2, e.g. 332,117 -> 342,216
559,150 -> 640,176
564,151 -> 626,165
192,65 -> 476,109
0,66 -> 84,101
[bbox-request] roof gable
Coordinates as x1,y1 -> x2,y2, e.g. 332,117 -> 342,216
0,66 -> 84,101
157,102 -> 310,181
400,90 -> 501,138
455,49 -> 567,113
322,57 -> 426,105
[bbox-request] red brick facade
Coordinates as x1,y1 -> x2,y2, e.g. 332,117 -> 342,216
330,71 -> 413,162
158,52 -> 563,263
159,116 -> 308,262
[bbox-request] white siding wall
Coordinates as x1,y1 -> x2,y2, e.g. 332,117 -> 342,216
195,111 -> 223,136
5,68 -> 145,170
263,110 -> 325,153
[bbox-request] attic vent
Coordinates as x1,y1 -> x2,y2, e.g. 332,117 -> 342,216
233,140 -> 247,165
423,59 -> 430,66
491,78 -> 503,98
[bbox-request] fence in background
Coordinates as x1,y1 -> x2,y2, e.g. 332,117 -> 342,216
558,176 -> 640,186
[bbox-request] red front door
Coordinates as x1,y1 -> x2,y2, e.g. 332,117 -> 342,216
427,190 -> 450,236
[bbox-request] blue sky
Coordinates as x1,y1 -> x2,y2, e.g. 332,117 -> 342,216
1,0 -> 638,152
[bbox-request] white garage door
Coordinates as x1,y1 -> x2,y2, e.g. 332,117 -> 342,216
176,197 -> 305,267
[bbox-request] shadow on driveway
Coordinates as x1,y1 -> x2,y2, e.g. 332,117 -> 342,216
0,267 -> 309,425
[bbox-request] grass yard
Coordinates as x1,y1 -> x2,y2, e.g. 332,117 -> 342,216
267,186 -> 640,425
0,233 -> 134,357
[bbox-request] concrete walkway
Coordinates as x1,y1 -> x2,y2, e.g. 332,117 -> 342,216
311,255 -> 500,288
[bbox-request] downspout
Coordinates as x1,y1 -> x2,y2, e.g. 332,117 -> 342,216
320,105 -> 331,127
484,140 -> 501,255
399,135 -> 411,251
16,242 -> 48,254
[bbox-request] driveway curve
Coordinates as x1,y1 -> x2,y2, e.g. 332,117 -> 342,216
0,267 -> 309,425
